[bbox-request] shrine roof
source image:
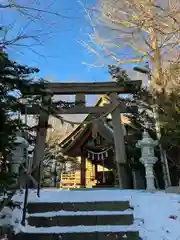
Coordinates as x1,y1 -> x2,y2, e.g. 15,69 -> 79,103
59,98 -> 103,155
59,97 -> 104,145
59,96 -> 137,156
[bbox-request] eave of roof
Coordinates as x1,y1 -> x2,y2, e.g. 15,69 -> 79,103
60,96 -> 105,148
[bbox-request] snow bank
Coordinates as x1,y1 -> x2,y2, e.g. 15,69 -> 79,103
0,191 -> 24,235
130,191 -> 180,240
0,205 -> 22,234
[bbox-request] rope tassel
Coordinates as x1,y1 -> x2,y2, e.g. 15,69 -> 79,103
87,147 -> 112,161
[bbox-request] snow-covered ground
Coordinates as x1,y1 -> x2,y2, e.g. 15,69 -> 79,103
1,189 -> 180,239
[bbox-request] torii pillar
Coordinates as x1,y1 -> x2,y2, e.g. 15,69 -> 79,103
32,94 -> 51,186
109,93 -> 129,188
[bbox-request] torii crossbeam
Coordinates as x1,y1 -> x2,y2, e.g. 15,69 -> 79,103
25,81 -> 141,95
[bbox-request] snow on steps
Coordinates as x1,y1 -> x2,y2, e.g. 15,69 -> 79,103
27,202 -> 133,228
8,189 -> 180,239
13,231 -> 140,239
13,189 -> 140,239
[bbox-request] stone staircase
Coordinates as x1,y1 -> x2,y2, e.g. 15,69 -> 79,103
13,199 -> 140,239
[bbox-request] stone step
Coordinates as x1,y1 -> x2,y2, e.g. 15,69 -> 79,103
12,231 -> 140,239
27,201 -> 130,214
28,214 -> 133,227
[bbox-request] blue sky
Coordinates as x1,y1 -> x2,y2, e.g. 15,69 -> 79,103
2,0 -> 110,84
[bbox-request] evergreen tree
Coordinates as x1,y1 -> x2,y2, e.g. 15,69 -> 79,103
108,64 -> 180,186
108,64 -> 131,83
0,50 -> 39,195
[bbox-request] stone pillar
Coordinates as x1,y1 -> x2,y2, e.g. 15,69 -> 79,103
80,155 -> 86,188
136,131 -> 158,191
10,136 -> 29,175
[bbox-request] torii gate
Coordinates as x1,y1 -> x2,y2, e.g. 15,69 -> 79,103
22,80 -> 141,189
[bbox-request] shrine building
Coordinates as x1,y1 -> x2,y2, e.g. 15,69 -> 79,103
59,97 -> 145,189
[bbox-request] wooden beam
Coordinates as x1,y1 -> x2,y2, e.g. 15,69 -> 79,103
20,104 -> 137,115
25,81 -> 141,95
75,93 -> 86,106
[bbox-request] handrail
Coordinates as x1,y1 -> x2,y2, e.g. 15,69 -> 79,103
21,179 -> 29,226
21,161 -> 41,226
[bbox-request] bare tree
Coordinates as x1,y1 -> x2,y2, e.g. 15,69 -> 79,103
0,0 -> 70,55
86,0 -> 180,92
41,128 -> 78,187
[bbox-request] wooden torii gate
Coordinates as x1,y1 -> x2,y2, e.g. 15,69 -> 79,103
22,81 -> 141,189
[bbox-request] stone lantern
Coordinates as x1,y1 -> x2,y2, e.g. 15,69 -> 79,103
10,135 -> 29,175
136,130 -> 158,191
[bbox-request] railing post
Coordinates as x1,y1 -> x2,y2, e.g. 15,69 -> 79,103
21,179 -> 29,226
